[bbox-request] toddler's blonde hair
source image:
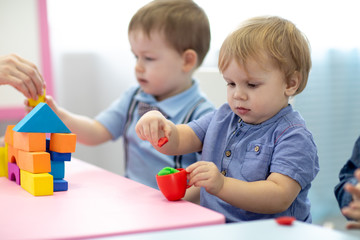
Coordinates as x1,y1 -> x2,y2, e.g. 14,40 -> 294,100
219,16 -> 311,95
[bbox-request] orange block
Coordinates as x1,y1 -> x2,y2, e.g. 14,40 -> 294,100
17,150 -> 51,173
49,133 -> 76,153
13,132 -> 46,152
4,125 -> 15,145
7,144 -> 18,163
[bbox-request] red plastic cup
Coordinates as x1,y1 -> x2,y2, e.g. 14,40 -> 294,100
156,168 -> 190,201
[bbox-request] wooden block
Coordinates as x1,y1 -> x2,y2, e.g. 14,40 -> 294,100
4,125 -> 15,145
49,133 -> 76,153
13,102 -> 71,133
8,162 -> 20,185
50,160 -> 65,179
20,170 -> 53,196
7,144 -> 18,164
54,179 -> 68,191
28,88 -> 46,107
13,132 -> 46,152
0,146 -> 7,177
49,151 -> 71,162
17,150 -> 51,173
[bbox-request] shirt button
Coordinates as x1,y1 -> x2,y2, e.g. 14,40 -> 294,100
254,146 -> 260,152
225,150 -> 231,157
221,170 -> 227,176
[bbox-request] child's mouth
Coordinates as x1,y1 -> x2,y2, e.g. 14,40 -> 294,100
237,107 -> 250,115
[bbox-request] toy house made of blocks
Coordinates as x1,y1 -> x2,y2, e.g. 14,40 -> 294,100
0,102 -> 76,196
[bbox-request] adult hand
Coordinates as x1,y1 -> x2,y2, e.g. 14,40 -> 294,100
0,54 -> 45,99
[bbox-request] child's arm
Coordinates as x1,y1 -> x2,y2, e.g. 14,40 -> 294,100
44,96 -> 112,145
341,169 -> 360,229
183,186 -> 201,204
135,110 -> 202,155
187,161 -> 301,214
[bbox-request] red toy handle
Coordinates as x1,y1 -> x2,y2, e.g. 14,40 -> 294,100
176,168 -> 192,189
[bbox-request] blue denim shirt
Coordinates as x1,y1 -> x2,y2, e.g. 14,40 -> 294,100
188,103 -> 319,223
334,136 -> 360,219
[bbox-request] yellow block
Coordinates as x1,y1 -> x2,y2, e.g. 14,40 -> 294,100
20,170 -> 53,196
0,146 -> 7,177
28,88 -> 46,107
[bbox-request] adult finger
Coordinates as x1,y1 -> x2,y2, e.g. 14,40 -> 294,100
15,55 -> 45,97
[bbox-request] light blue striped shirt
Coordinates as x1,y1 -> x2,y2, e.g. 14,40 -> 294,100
96,81 -> 215,188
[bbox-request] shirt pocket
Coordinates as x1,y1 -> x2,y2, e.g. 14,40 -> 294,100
240,142 -> 273,182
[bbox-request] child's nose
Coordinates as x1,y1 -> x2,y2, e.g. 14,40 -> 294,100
233,88 -> 247,100
135,60 -> 145,73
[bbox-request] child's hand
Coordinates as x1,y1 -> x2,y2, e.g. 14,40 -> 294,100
24,95 -> 59,114
43,95 -> 59,113
342,169 -> 360,229
135,110 -> 171,147
186,161 -> 225,195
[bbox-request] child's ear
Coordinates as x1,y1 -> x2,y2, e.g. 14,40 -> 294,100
285,71 -> 300,96
182,49 -> 198,72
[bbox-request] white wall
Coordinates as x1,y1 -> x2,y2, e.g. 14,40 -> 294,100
46,0 -> 228,176
0,0 -> 40,108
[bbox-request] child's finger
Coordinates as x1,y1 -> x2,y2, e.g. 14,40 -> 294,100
135,126 -> 146,140
23,99 -> 33,113
186,161 -> 207,173
355,169 -> 360,181
346,221 -> 360,229
162,121 -> 172,139
186,162 -> 198,173
149,120 -> 160,144
349,201 -> 360,210
342,206 -> 360,220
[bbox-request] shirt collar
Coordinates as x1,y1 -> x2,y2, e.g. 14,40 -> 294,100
134,80 -> 200,119
239,104 -> 293,128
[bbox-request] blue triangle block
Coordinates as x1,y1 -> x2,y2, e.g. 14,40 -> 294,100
13,103 -> 71,133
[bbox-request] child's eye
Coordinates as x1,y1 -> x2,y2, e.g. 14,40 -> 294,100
145,57 -> 154,61
248,83 -> 257,88
227,82 -> 236,87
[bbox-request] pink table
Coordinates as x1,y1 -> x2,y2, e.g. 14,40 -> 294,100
0,158 -> 224,239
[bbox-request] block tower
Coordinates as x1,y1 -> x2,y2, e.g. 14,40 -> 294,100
1,103 -> 76,196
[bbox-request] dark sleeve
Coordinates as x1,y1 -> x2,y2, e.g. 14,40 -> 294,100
334,136 -> 360,212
